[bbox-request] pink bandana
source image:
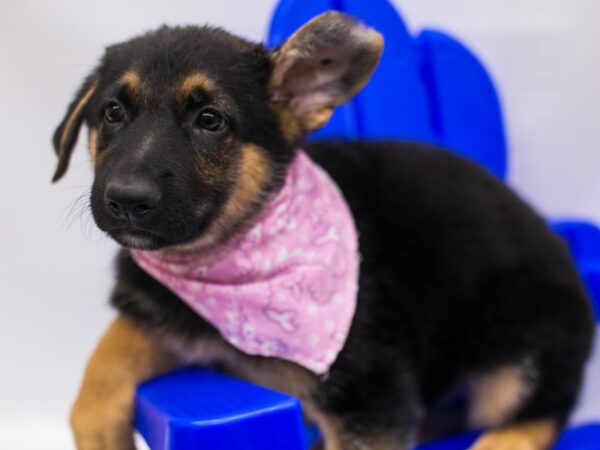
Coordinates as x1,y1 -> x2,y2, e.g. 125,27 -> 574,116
131,150 -> 359,374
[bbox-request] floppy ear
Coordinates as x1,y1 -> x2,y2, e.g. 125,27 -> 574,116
269,11 -> 383,137
52,75 -> 98,182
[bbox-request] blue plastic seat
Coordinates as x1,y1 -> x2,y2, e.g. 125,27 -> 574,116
136,368 -> 310,450
136,1 -> 600,448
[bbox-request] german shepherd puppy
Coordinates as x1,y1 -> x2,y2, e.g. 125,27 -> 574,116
53,12 -> 594,450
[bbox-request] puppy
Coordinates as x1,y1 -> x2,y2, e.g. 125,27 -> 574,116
53,12 -> 594,450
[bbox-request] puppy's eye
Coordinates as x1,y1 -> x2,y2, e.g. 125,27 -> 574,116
103,102 -> 124,123
196,108 -> 226,132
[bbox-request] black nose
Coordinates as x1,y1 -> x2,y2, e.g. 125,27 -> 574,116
104,179 -> 161,220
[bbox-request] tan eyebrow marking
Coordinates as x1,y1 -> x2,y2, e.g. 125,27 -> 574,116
120,71 -> 142,103
179,72 -> 216,100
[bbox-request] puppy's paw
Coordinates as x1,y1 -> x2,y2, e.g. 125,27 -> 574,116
470,431 -> 538,450
470,420 -> 557,450
70,392 -> 136,450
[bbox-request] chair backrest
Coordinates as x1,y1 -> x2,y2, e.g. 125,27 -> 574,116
268,0 -> 508,180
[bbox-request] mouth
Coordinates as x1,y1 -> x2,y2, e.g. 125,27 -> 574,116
107,227 -> 166,250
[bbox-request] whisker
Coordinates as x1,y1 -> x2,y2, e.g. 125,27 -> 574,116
60,188 -> 91,232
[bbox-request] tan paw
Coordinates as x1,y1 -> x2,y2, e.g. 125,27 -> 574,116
470,431 -> 538,450
70,392 -> 136,450
68,317 -> 176,450
470,420 -> 557,450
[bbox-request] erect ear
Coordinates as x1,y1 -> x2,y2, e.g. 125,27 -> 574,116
51,75 -> 98,182
269,11 -> 383,138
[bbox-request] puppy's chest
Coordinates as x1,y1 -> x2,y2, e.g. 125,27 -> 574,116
161,332 -> 320,401
163,331 -> 246,370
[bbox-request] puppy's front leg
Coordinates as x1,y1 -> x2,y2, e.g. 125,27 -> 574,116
70,316 -> 174,450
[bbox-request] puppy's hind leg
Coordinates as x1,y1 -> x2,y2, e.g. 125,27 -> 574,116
467,354 -> 583,450
466,268 -> 594,450
467,360 -> 537,431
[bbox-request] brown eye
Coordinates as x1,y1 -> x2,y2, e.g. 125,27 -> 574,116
103,102 -> 124,123
196,108 -> 226,132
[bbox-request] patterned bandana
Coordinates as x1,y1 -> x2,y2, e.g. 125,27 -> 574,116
131,150 -> 359,374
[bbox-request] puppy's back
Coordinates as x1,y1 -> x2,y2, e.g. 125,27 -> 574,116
306,139 -> 594,387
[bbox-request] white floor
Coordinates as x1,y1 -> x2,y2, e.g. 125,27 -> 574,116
1,421 -> 150,450
3,331 -> 598,450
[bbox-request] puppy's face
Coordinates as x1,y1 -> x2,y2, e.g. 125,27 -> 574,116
52,12 -> 383,250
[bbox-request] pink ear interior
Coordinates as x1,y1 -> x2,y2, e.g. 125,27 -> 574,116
270,12 -> 383,119
278,50 -> 351,116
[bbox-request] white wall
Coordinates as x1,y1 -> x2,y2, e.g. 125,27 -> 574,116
0,1 -> 598,448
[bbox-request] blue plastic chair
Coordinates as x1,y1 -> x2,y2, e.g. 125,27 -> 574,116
136,1 -> 600,448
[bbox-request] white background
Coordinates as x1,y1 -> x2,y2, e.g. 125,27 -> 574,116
1,0 -> 599,448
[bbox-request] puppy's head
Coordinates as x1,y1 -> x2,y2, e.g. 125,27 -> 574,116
52,12 -> 383,250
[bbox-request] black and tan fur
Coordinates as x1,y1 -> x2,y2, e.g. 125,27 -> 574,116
53,12 -> 594,450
